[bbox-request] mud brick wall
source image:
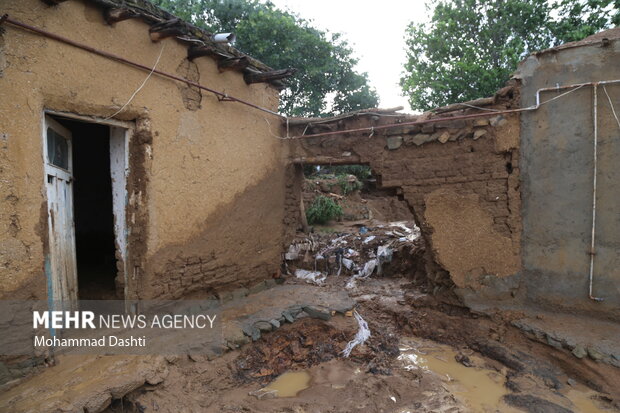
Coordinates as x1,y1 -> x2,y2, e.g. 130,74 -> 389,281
380,128 -> 519,238
287,88 -> 522,292
0,0 -> 288,302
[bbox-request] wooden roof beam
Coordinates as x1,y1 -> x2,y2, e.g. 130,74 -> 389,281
243,68 -> 296,84
217,56 -> 250,72
187,44 -> 219,61
104,8 -> 141,25
149,19 -> 186,42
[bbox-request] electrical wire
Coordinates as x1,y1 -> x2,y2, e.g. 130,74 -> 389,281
102,43 -> 165,121
603,85 -> 620,130
285,84 -> 588,140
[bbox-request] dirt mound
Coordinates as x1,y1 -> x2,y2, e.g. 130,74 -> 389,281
235,318 -> 351,383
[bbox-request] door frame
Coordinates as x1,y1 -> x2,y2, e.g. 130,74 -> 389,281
41,110 -> 133,304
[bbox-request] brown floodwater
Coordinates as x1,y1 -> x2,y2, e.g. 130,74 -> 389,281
398,337 -> 612,413
262,371 -> 312,397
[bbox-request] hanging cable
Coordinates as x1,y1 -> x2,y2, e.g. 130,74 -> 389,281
3,16 -> 284,119
102,43 -> 166,121
603,85 -> 620,130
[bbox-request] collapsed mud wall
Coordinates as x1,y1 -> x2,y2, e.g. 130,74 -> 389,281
286,86 -> 522,295
516,35 -> 620,319
0,0 -> 288,301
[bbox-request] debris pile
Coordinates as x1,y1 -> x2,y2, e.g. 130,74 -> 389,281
284,221 -> 423,288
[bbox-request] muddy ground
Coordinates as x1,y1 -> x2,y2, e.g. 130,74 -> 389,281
103,275 -> 620,413
102,180 -> 620,413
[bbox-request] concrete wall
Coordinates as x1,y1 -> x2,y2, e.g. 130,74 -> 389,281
287,88 -> 522,293
517,39 -> 620,319
0,0 -> 288,300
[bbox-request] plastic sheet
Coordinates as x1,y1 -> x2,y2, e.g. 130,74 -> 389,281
342,310 -> 371,357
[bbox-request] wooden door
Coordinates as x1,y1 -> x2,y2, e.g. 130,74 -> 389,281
44,116 -> 78,311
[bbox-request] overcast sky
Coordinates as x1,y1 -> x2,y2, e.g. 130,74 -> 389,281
270,0 -> 429,113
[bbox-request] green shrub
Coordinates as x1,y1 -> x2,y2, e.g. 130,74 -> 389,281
332,165 -> 372,180
306,196 -> 343,225
337,174 -> 363,195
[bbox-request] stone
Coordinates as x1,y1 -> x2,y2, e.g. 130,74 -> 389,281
303,305 -> 332,321
421,124 -> 435,133
587,347 -> 604,361
282,310 -> 295,323
269,319 -> 281,329
164,355 -> 182,364
489,115 -> 508,127
410,133 -> 433,146
473,119 -> 489,126
224,322 -> 250,347
504,394 -> 572,413
435,119 -> 467,129
254,321 -> 274,333
288,305 -> 304,317
473,129 -> 487,140
242,324 -> 261,341
455,353 -> 474,367
571,345 -> 587,359
386,125 -> 420,135
567,378 -> 577,386
438,132 -> 451,144
546,335 -> 563,350
386,136 -> 403,150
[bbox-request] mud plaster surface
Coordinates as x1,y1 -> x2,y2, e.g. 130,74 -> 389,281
423,188 -> 520,288
0,0 -> 284,298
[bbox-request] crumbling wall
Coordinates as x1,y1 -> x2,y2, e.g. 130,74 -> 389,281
0,0 -> 288,301
516,36 -> 620,319
287,87 -> 522,293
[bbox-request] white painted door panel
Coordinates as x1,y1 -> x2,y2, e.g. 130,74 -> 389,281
44,116 -> 78,311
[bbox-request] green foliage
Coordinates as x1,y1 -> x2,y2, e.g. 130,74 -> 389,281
306,196 -> 343,225
336,175 -> 363,195
304,165 -> 372,180
150,0 -> 378,117
401,0 -> 619,111
331,165 -> 372,180
302,164 -> 318,177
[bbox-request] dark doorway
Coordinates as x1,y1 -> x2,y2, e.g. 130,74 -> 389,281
54,117 -> 119,300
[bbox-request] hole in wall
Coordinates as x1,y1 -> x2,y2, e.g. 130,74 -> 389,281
302,164 -> 414,223
505,162 -> 513,174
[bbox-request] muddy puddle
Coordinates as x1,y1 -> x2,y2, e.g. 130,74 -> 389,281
398,337 -> 520,412
397,337 -> 612,413
262,371 -> 311,397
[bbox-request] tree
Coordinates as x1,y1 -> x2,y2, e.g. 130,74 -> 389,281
151,0 -> 378,117
401,0 -> 619,111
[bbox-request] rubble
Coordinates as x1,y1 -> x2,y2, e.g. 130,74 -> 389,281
284,221 -> 423,290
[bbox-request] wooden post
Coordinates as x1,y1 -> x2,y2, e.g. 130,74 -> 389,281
296,165 -> 310,233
